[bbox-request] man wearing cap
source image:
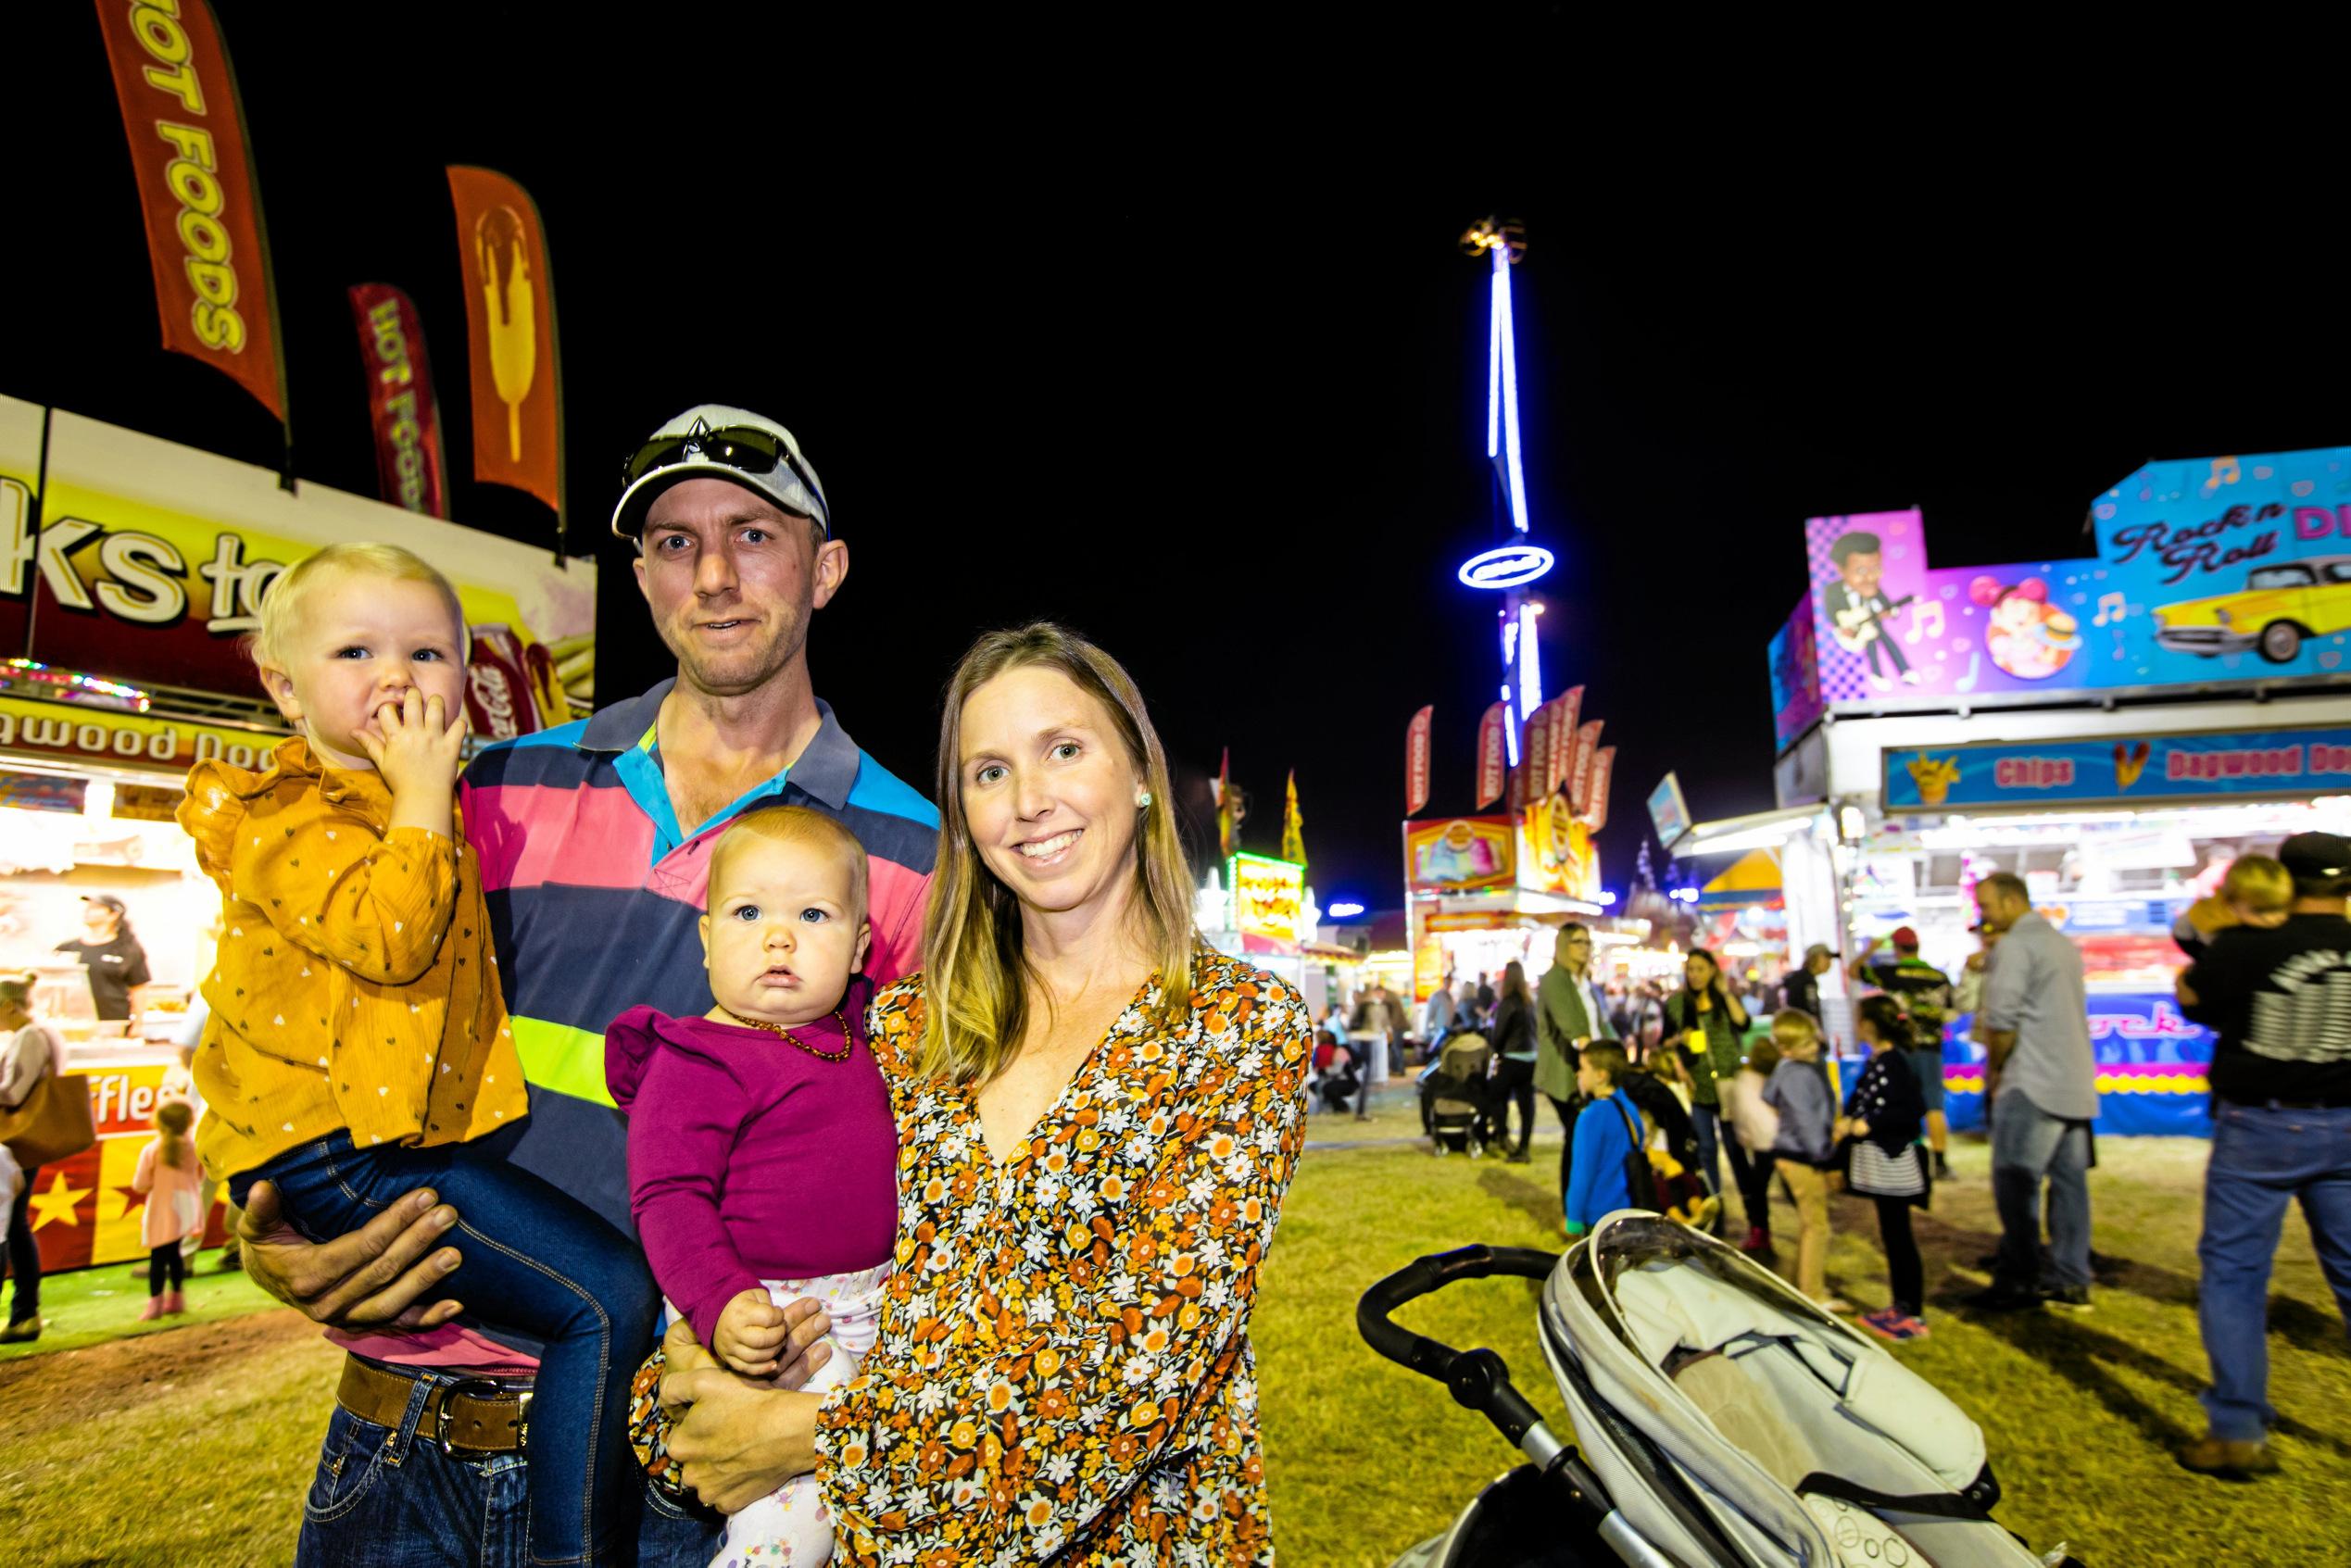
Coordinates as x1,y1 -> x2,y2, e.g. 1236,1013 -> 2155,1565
2172,832 -> 2351,1479
1966,871 -> 2100,1313
227,408 -> 937,1564
1851,927 -> 1955,1177
1781,943 -> 1834,1024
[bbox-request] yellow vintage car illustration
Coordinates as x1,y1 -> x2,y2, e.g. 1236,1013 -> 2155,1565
2151,556 -> 2351,662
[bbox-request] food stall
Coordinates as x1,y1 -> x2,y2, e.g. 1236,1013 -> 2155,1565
1745,445 -> 2351,1136
1401,811 -> 1605,1004
0,395 -> 597,1271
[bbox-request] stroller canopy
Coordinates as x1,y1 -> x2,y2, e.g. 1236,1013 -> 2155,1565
1540,1213 -> 2053,1568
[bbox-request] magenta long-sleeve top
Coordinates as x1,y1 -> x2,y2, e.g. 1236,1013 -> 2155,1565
605,983 -> 899,1349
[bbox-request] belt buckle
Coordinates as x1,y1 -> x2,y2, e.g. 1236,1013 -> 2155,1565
435,1377 -> 526,1457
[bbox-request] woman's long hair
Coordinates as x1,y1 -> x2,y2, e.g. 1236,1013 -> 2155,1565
1501,960 -> 1531,1007
914,623 -> 1196,1085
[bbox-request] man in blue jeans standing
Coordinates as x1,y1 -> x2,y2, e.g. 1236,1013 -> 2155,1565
2175,831 -> 2351,1479
1964,871 -> 2100,1312
225,408 -> 937,1564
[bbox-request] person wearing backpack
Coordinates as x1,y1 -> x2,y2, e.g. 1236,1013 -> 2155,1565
1565,1043 -> 1652,1238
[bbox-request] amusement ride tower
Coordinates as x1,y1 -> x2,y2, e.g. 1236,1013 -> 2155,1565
1457,218 -> 1555,769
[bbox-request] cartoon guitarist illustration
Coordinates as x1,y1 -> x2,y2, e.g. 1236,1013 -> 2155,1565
1824,530 -> 1918,689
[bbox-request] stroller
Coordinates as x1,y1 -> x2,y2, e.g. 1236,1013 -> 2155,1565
1359,1211 -> 2082,1567
1423,1030 -> 1494,1156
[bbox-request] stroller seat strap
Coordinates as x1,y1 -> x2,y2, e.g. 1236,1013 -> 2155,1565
1792,1470 -> 1994,1522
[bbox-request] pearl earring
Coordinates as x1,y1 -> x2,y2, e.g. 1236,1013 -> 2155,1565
1136,790 -> 1153,808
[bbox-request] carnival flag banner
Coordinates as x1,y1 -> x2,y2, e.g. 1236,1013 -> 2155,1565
1546,686 -> 1583,799
447,166 -> 563,521
1475,702 -> 1508,808
94,0 -> 287,421
1215,746 -> 1233,859
1585,746 -> 1616,832
1568,720 -> 1604,812
347,284 -> 450,519
1282,771 -> 1306,867
1405,707 -> 1433,816
1523,701 -> 1554,798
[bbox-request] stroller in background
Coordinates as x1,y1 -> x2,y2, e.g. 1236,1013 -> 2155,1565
1359,1211 -> 2082,1567
1422,1029 -> 1494,1155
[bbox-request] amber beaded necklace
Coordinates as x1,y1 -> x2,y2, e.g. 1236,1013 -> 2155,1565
719,1005 -> 853,1061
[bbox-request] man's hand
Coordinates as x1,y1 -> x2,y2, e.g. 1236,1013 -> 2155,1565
238,1180 -> 465,1329
659,1315 -> 824,1514
714,1289 -> 790,1378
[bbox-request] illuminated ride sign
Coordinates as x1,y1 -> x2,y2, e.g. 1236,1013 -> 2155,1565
1457,543 -> 1555,590
1230,852 -> 1306,955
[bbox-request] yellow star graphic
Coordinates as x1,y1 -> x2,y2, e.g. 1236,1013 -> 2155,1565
28,1170 -> 92,1232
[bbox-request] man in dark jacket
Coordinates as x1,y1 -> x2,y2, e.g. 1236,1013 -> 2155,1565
1782,943 -> 1834,1022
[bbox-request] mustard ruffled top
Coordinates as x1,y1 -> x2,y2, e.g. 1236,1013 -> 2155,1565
177,738 -> 528,1180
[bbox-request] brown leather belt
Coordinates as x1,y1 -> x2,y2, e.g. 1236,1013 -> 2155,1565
336,1355 -> 532,1454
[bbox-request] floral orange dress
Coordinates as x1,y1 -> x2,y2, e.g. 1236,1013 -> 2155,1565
812,951 -> 1310,1566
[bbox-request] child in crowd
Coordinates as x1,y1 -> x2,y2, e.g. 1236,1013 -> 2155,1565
132,1099 -> 203,1319
1762,1010 -> 1841,1310
1724,1035 -> 1782,1257
1841,997 -> 1933,1343
178,542 -> 653,1566
1618,1055 -> 1716,1230
2172,854 -> 2293,960
609,808 -> 899,1567
1565,1043 -> 1647,1238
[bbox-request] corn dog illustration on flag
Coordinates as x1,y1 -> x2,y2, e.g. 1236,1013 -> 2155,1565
447,166 -> 564,525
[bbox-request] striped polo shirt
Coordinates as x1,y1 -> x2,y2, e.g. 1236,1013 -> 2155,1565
459,679 -> 937,1235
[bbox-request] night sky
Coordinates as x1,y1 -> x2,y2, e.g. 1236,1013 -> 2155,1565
6,10 -> 2335,914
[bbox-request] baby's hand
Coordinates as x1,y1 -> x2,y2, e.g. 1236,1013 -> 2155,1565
358,689 -> 467,801
713,1287 -> 789,1377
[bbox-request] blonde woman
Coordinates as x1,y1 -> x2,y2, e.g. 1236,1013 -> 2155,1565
657,622 -> 1312,1564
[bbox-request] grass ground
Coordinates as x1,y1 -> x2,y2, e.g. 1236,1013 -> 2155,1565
1258,1093 -> 2351,1567
0,1248 -> 278,1362
1,1089 -> 2345,1566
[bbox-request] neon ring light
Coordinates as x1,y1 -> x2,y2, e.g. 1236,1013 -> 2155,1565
1457,544 -> 1555,590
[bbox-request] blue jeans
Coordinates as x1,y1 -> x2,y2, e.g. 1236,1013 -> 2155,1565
237,1135 -> 658,1564
1691,1102 -> 1749,1203
1989,1092 -> 2093,1291
295,1394 -> 724,1566
2196,1101 -> 2351,1442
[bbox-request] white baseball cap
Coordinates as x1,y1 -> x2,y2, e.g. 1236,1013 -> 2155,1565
610,404 -> 831,541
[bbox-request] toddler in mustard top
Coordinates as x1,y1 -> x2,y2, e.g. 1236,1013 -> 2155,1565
178,543 -> 655,1567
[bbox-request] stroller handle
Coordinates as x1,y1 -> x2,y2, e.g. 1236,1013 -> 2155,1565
1357,1245 -> 1561,1447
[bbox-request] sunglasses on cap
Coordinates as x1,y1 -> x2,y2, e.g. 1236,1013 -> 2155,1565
621,426 -> 827,524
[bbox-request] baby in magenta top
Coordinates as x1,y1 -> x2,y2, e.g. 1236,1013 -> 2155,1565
606,806 -> 898,1565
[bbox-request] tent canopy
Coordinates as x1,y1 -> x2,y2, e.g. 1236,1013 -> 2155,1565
1696,848 -> 1782,910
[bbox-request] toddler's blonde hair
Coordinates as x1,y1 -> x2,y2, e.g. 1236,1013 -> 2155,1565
710,807 -> 869,927
1770,1009 -> 1822,1054
251,543 -> 466,672
2222,855 -> 2293,915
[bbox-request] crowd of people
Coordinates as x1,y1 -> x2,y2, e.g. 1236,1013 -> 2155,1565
1324,838 -> 2351,1484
